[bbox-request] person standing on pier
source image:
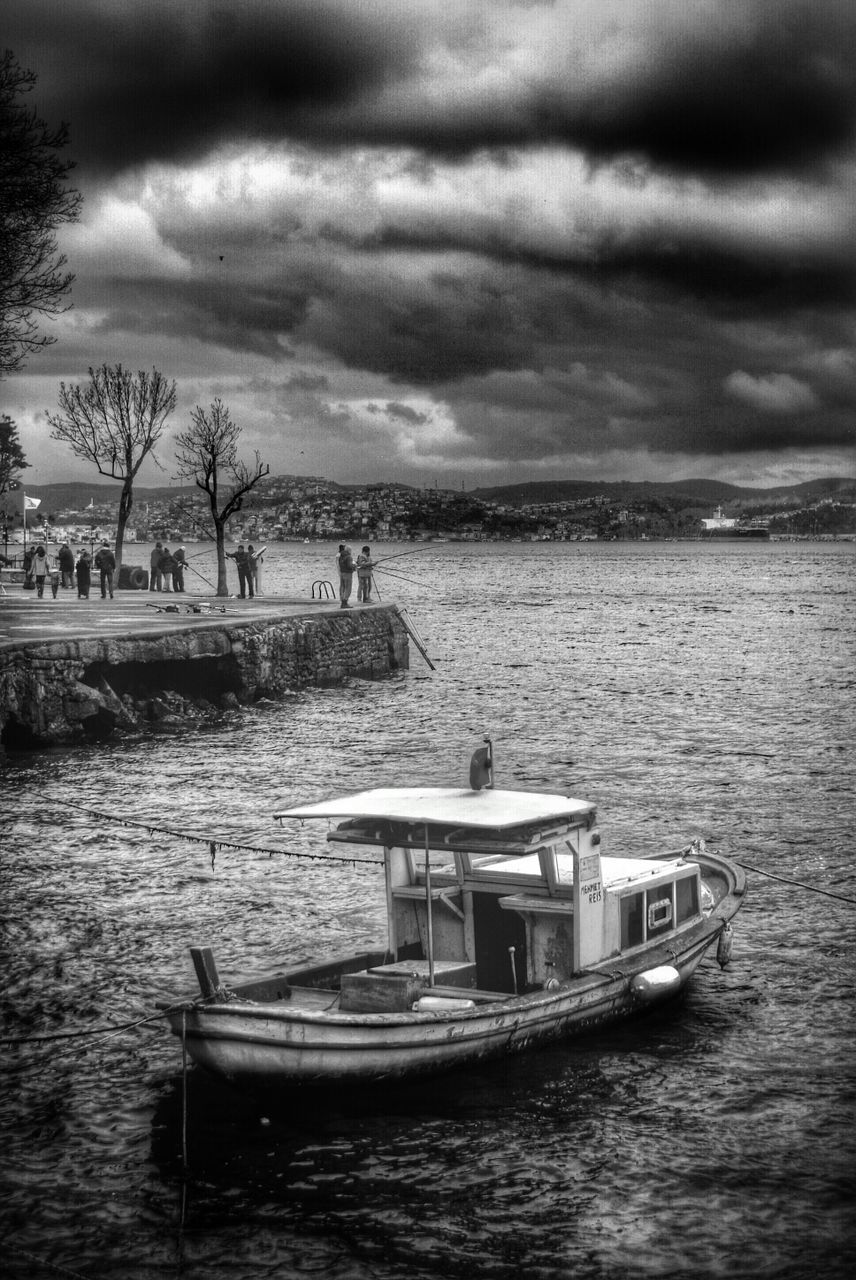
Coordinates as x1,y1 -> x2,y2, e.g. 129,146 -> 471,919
356,545 -> 374,603
226,544 -> 253,598
150,542 -> 163,591
58,542 -> 75,589
248,545 -> 263,596
337,544 -> 355,608
173,546 -> 186,592
159,546 -> 176,592
32,544 -> 51,598
94,541 -> 116,598
75,549 -> 91,599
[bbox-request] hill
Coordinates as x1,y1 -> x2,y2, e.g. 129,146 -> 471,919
470,477 -> 856,506
5,474 -> 349,513
8,474 -> 855,517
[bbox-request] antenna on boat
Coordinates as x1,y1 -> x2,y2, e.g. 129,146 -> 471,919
469,736 -> 494,790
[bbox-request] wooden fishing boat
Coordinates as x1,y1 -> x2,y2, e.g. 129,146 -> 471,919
160,745 -> 746,1085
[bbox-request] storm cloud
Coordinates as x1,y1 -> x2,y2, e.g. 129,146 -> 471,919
3,0 -> 855,488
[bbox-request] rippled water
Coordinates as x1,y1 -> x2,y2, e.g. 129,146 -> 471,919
2,541 -> 854,1280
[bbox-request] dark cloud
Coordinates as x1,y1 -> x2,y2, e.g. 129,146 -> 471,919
282,371 -> 329,392
302,264 -> 542,384
89,276 -> 308,360
6,0 -> 415,175
351,219 -> 856,315
7,1 -> 854,482
8,1 -> 856,179
64,235 -> 856,465
384,402 -> 430,425
534,5 -> 856,177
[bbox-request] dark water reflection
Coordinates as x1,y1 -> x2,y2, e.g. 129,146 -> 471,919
2,542 -> 854,1279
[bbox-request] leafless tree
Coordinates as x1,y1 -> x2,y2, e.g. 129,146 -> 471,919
174,399 -> 270,596
47,364 -> 177,567
0,51 -> 81,378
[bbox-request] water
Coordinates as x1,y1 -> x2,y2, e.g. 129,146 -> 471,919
1,541 -> 854,1280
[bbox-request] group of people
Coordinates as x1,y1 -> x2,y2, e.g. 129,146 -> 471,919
225,544 -> 263,598
20,541 -> 117,599
149,542 -> 187,593
337,544 -> 375,608
18,539 -> 382,606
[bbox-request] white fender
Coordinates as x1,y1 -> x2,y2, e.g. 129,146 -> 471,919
412,996 -> 477,1013
716,922 -> 734,969
631,965 -> 682,1002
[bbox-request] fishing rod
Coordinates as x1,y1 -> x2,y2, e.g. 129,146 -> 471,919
372,545 -> 438,567
184,559 -> 218,591
167,500 -> 215,542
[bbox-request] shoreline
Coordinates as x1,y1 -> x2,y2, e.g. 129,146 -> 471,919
0,594 -> 409,754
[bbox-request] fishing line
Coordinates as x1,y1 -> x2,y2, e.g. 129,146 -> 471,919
373,565 -> 432,588
373,545 -> 437,567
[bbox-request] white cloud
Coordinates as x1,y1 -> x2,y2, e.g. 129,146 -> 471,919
60,194 -> 191,279
724,371 -> 819,413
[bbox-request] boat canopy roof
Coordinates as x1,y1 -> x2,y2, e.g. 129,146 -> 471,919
275,787 -> 594,831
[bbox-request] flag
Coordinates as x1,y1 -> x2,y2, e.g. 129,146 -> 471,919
24,495 -> 41,510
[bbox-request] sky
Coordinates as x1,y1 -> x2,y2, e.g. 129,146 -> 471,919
3,0 -> 855,491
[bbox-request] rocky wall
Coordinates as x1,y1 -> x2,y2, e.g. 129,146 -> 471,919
0,606 -> 409,752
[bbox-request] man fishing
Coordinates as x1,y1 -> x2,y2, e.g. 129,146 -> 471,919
337,544 -> 355,607
356,545 -> 375,603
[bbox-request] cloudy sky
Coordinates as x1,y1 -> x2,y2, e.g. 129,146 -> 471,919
4,0 -> 855,490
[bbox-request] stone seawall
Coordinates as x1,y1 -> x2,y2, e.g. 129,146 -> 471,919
0,605 -> 409,751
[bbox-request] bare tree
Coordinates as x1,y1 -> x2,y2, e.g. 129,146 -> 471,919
47,364 -> 177,567
174,399 -> 270,596
0,51 -> 81,378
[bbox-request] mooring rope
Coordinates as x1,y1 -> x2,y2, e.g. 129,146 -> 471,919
74,806 -> 383,869
0,1006 -> 184,1049
734,861 -> 856,905
5,1244 -> 94,1280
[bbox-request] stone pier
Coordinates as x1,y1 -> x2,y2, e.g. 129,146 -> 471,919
0,595 -> 409,751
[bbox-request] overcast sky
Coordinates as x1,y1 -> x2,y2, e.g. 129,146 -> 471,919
4,0 -> 855,490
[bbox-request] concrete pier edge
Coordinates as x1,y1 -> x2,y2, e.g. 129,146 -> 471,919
0,596 -> 410,753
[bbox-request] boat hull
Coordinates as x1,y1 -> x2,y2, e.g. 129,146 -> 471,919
171,958 -> 704,1085
164,853 -> 743,1085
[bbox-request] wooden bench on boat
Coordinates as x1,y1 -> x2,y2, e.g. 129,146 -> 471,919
340,958 -> 477,1013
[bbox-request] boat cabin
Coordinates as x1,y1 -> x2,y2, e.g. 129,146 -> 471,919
278,787 -> 703,1002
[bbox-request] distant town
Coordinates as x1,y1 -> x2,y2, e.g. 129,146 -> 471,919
3,474 -> 855,551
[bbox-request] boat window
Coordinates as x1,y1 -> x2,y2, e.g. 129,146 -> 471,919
621,893 -> 645,948
646,886 -> 674,935
675,874 -> 699,924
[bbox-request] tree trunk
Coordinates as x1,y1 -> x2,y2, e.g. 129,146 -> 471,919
214,519 -> 229,596
115,479 -> 134,570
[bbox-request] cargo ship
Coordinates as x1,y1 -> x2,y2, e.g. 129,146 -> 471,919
700,506 -> 770,539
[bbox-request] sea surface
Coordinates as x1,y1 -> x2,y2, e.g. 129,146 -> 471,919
1,540 -> 854,1280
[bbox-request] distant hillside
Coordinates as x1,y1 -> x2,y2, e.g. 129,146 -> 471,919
7,474 -> 347,512
10,474 -> 855,514
470,477 -> 856,506
7,481 -> 198,511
